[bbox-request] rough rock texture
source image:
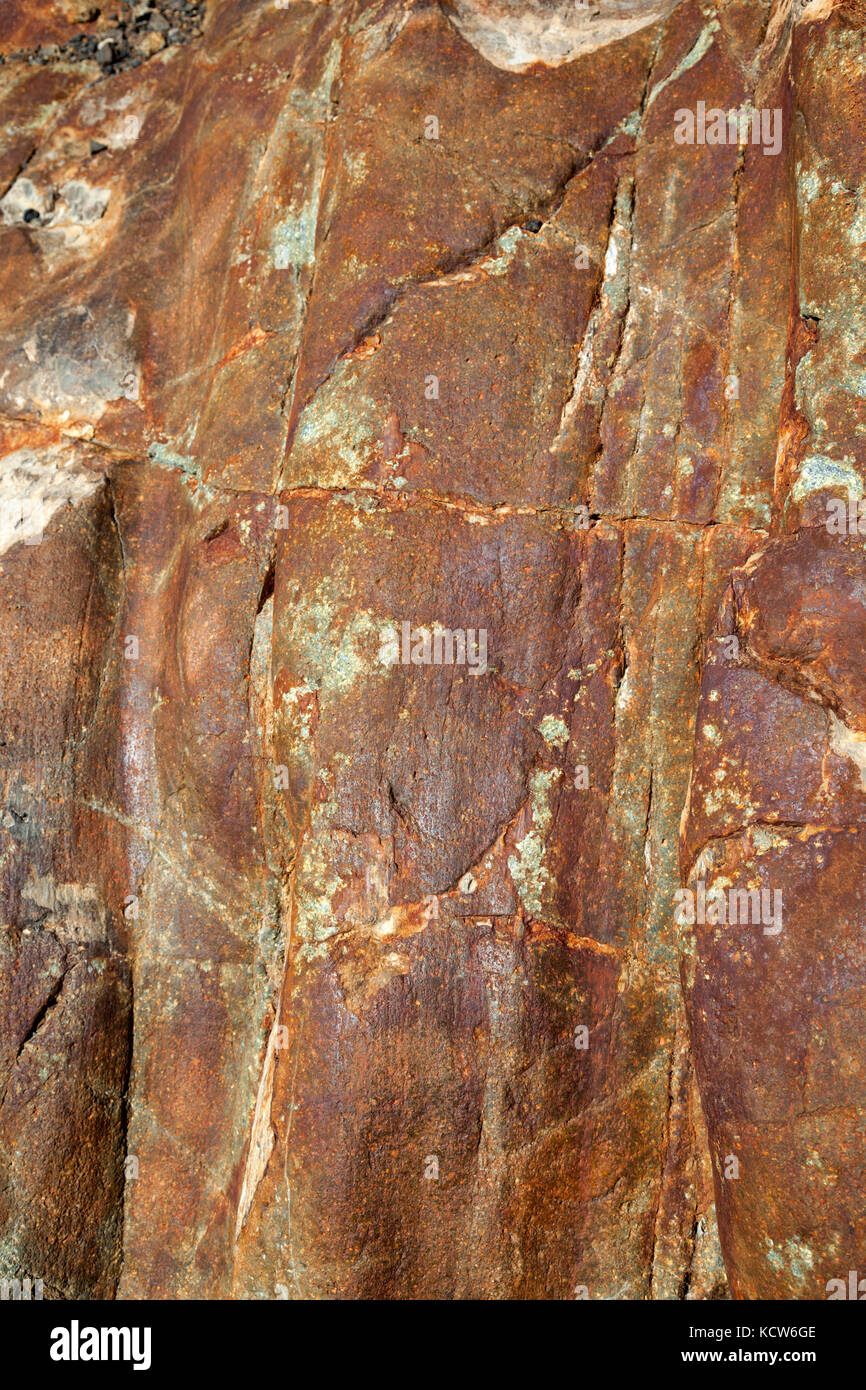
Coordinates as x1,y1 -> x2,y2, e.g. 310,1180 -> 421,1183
0,0 -> 864,1299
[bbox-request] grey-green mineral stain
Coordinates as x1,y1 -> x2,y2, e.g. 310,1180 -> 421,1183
538,714 -> 570,748
147,442 -> 216,505
646,19 -> 719,108
292,805 -> 346,963
508,768 -> 561,916
765,1238 -> 813,1289
485,225 -> 524,276
288,591 -> 382,698
791,454 -> 863,503
148,442 -> 200,478
271,166 -> 323,271
293,383 -> 379,480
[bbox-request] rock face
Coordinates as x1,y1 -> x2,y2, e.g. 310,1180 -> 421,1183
0,0 -> 863,1300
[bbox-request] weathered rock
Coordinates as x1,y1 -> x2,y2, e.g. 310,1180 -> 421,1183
0,0 -> 863,1302
680,0 -> 866,1300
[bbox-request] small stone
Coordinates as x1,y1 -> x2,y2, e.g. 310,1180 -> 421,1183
148,11 -> 169,29
89,139 -> 108,155
524,218 -> 543,233
135,30 -> 165,56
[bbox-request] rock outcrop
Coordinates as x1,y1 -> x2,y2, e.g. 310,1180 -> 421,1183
0,0 -> 863,1299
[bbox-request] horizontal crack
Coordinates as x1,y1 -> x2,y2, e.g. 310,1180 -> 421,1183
280,483 -> 770,531
682,819 -> 862,885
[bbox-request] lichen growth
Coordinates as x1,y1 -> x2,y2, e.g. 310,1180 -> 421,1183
288,591 -> 382,698
791,454 -> 862,503
508,768 -> 561,915
537,714 -> 570,748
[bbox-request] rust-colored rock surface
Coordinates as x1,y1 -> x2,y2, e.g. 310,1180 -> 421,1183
0,0 -> 864,1301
